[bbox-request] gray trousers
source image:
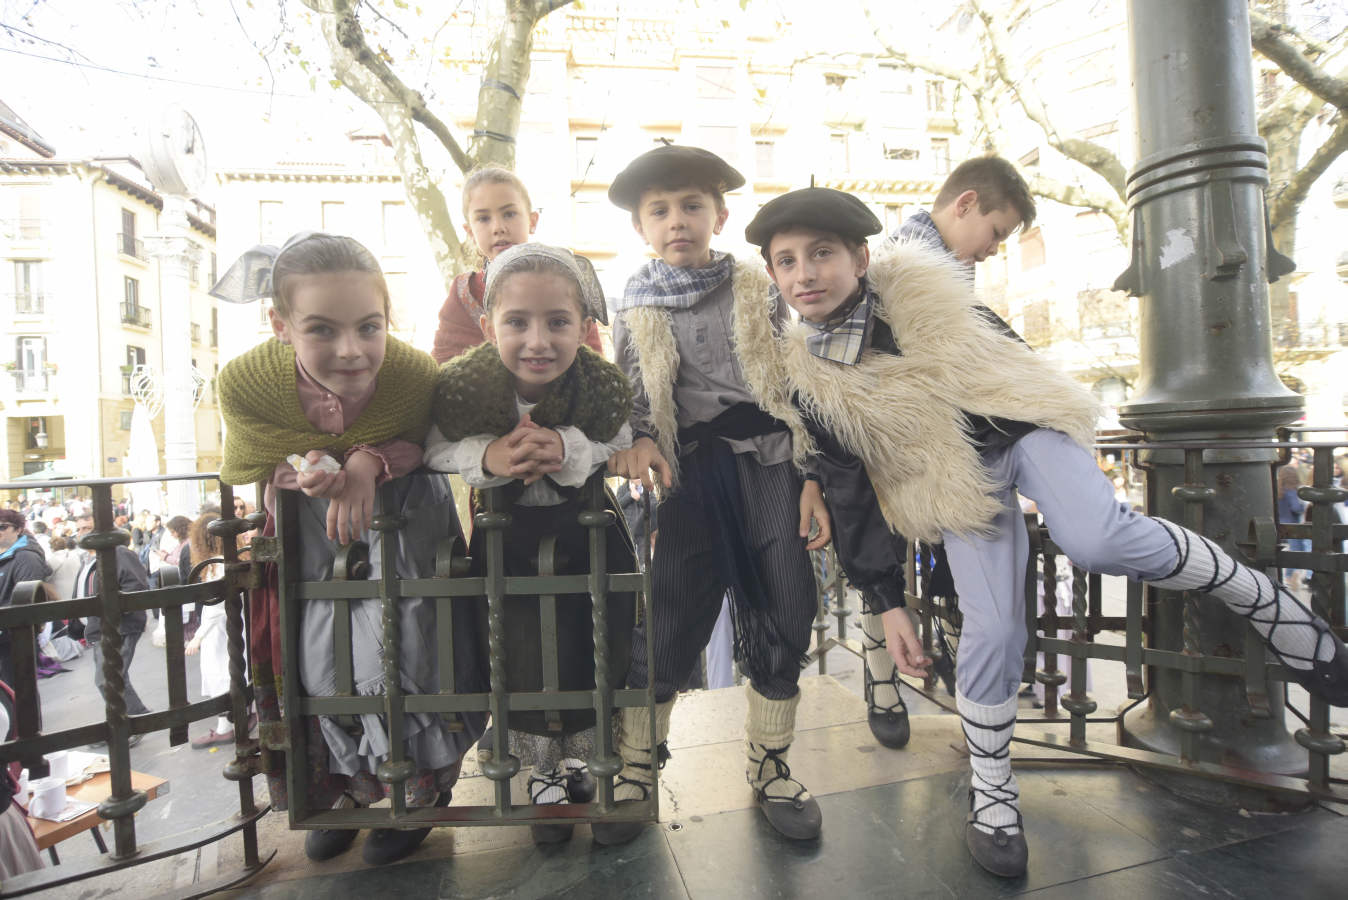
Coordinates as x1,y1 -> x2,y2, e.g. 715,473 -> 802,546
91,631 -> 150,716
944,428 -> 1178,705
628,456 -> 816,702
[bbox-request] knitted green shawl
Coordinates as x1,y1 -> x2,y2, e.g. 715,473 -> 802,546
217,336 -> 437,485
432,342 -> 632,443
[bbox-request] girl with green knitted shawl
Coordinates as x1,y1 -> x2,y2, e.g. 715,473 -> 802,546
423,243 -> 638,846
215,233 -> 486,867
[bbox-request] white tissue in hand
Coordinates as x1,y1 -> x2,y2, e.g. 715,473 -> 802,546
286,453 -> 342,474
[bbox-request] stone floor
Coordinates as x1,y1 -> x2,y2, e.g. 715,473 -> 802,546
14,581 -> 1348,898
187,675 -> 1347,900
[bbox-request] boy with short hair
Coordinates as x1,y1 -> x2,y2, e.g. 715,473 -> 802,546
600,145 -> 832,844
741,186 -> 1348,878
898,155 -> 1034,267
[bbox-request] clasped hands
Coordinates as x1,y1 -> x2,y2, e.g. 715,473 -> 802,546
483,413 -> 565,485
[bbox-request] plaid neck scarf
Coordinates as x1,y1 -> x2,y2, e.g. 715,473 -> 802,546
618,251 -> 733,311
799,281 -> 877,366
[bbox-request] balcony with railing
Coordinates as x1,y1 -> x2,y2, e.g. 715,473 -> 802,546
117,232 -> 147,261
9,368 -> 50,393
120,302 -> 152,328
1,218 -> 50,241
7,291 -> 48,315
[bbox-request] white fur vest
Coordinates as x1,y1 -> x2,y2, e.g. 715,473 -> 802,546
744,241 -> 1101,543
617,258 -> 815,487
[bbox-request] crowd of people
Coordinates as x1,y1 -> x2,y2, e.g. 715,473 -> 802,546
5,144 -> 1348,883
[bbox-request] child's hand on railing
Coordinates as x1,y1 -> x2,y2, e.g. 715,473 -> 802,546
607,436 -> 672,491
324,451 -> 380,544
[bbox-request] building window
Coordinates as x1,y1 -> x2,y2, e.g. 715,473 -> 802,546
829,133 -> 850,172
1259,70 -> 1278,108
754,140 -> 776,179
118,208 -> 143,259
14,336 -> 47,393
321,201 -> 346,233
1023,300 -> 1050,345
210,308 -> 219,347
883,204 -> 905,234
930,138 -> 951,175
1020,227 -> 1046,270
574,135 -> 599,179
122,277 -> 150,327
122,345 -> 147,394
696,65 -> 736,99
925,79 -> 947,113
877,62 -> 910,97
381,201 -> 410,249
883,143 -> 919,161
210,251 -> 218,287
12,260 -> 43,314
259,200 -> 285,245
698,125 -> 739,167
120,411 -> 134,430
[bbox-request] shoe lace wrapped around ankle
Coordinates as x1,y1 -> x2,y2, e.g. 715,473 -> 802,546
864,665 -> 909,717
961,713 -> 1022,833
528,770 -> 569,805
751,746 -> 808,804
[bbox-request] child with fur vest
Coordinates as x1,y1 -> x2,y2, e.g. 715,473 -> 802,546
742,187 -> 1348,879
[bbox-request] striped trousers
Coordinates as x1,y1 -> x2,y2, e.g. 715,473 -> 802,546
627,455 -> 817,702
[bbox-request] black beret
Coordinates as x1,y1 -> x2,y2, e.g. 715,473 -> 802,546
744,188 -> 883,248
608,145 -> 745,211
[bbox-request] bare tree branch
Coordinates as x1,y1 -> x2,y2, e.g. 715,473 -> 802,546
969,0 -> 1127,198
1269,112 -> 1348,229
323,0 -> 472,173
1250,9 -> 1348,109
303,0 -> 469,280
1027,174 -> 1129,242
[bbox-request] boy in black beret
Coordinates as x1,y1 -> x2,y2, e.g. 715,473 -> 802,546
602,145 -> 832,844
742,186 -> 1348,878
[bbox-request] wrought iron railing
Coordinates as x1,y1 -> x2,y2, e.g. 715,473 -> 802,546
0,473 -> 268,897
262,474 -> 655,832
116,233 -> 146,261
8,292 -> 47,315
120,302 -> 151,328
806,430 -> 1348,805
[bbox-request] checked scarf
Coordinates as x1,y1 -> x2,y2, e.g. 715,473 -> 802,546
797,281 -> 878,367
617,251 -> 733,311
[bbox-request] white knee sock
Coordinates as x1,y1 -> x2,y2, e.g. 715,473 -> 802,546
860,612 -> 904,712
957,692 -> 1021,835
216,715 -> 231,734
1148,520 -> 1332,669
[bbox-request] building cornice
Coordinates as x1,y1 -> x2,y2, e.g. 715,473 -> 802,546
0,159 -> 217,240
215,169 -> 402,184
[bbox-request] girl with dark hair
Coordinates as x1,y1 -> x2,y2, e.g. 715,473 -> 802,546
213,232 -> 485,866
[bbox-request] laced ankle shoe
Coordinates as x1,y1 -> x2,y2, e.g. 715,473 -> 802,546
361,790 -> 450,865
861,611 -> 910,749
957,692 -> 1027,878
965,789 -> 1028,878
591,701 -> 673,847
564,762 -> 596,804
528,769 -> 575,845
744,686 -> 821,840
746,741 -> 822,839
304,793 -> 360,862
